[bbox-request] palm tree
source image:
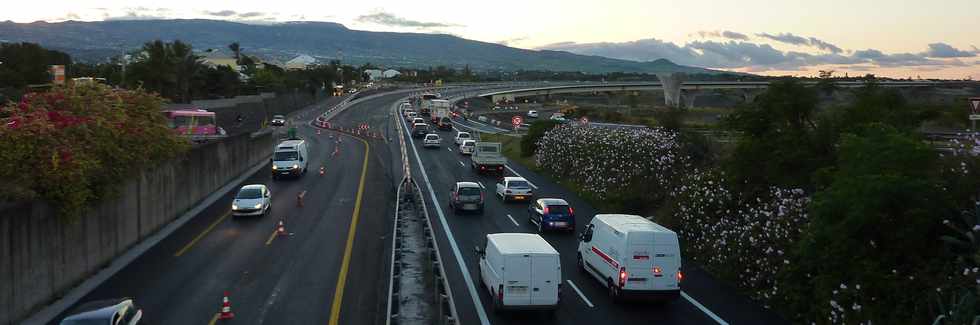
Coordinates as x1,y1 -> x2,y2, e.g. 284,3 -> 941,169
228,42 -> 241,65
170,40 -> 202,103
139,40 -> 175,97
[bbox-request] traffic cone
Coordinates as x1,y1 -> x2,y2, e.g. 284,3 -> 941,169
319,166 -> 325,176
218,291 -> 235,319
277,220 -> 287,236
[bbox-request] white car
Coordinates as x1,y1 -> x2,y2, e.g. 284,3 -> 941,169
412,117 -> 426,125
406,112 -> 418,121
455,131 -> 473,145
403,109 -> 415,118
476,233 -> 561,313
577,214 -> 682,302
232,184 -> 272,217
459,140 -> 476,155
527,110 -> 539,118
423,133 -> 442,148
60,298 -> 143,325
496,177 -> 533,202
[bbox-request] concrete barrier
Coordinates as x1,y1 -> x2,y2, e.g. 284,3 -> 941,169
0,132 -> 275,325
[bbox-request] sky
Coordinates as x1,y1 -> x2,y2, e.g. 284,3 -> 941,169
5,0 -> 980,79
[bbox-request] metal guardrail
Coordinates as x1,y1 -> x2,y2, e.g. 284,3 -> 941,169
387,97 -> 458,325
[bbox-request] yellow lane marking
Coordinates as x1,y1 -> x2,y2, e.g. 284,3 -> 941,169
265,229 -> 279,245
174,210 -> 232,257
207,313 -> 219,325
327,136 -> 370,325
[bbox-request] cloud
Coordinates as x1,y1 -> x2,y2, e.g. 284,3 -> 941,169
238,12 -> 264,18
756,32 -> 809,45
103,7 -> 172,21
205,10 -> 237,17
538,37 -> 972,72
694,30 -> 749,41
356,11 -> 460,28
808,37 -> 843,54
497,36 -> 528,46
924,42 -> 976,58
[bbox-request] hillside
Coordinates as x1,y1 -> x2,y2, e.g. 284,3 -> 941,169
0,19 -> 725,74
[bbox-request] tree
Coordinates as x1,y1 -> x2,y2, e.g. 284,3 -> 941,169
127,40 -> 176,98
0,42 -> 72,89
170,40 -> 202,103
228,42 -> 241,65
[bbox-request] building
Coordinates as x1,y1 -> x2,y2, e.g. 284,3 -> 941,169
364,69 -> 384,81
383,69 -> 402,79
201,50 -> 239,71
285,54 -> 316,70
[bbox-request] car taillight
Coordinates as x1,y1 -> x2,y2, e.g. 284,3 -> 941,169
497,166 -> 503,170
653,266 -> 663,277
677,270 -> 684,282
480,166 -> 486,170
543,206 -> 549,214
569,207 -> 574,215
498,284 -> 504,301
480,192 -> 484,202
618,267 -> 627,288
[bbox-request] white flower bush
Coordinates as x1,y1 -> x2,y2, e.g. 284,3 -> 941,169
534,125 -> 687,198
670,168 -> 810,305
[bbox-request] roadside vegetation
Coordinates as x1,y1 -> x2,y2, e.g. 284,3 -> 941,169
0,84 -> 188,219
498,77 -> 980,324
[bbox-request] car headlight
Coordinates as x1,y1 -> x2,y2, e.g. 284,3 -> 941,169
232,204 -> 239,210
292,164 -> 299,169
254,203 -> 263,209
272,165 -> 278,170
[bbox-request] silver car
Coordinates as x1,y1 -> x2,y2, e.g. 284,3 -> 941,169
60,298 -> 142,325
232,184 -> 272,217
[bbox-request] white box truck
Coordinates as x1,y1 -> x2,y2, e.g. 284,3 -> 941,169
430,99 -> 452,130
471,142 -> 507,174
577,214 -> 682,302
271,139 -> 309,180
476,233 -> 561,313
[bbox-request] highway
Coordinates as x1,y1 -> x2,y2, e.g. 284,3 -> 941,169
47,86 -> 788,325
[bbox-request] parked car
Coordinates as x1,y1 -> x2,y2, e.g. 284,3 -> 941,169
528,198 -> 575,233
527,110 -> 539,118
577,214 -> 682,302
60,298 -> 142,325
496,177 -> 533,202
459,140 -> 477,155
423,133 -> 442,148
455,131 -> 472,145
449,181 -> 484,214
270,114 -> 286,126
476,233 -> 561,313
412,123 -> 430,138
232,184 -> 272,217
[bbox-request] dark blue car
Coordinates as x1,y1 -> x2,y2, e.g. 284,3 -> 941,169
528,198 -> 575,233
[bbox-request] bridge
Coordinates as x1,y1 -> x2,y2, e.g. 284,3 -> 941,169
478,74 -> 949,108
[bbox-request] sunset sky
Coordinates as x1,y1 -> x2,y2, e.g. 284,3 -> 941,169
5,0 -> 979,79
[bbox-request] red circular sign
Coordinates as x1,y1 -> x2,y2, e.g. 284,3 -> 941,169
512,116 -> 523,125
580,116 -> 589,124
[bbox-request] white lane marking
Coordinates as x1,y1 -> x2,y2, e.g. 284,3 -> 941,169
448,147 -> 453,152
682,291 -> 729,325
504,165 -> 539,189
459,161 -> 466,168
566,280 -> 594,308
477,182 -> 485,189
505,214 -> 519,227
400,110 -> 492,325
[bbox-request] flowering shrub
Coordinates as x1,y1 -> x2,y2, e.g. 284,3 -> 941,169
0,84 -> 188,219
534,125 -> 688,203
670,168 -> 810,304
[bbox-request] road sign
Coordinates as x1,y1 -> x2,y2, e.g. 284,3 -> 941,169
580,116 -> 590,124
512,115 -> 523,126
970,115 -> 980,121
971,97 -> 980,114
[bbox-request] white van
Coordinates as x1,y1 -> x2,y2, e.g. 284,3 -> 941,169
271,139 -> 309,180
476,233 -> 561,313
576,214 -> 681,302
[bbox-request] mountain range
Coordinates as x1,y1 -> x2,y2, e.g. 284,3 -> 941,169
0,19 -> 727,75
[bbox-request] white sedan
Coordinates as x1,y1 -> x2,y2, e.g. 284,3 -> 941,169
495,177 -> 534,202
455,132 -> 472,145
232,184 -> 272,217
423,133 -> 442,148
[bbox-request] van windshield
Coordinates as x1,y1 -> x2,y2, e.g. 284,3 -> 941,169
274,151 -> 298,161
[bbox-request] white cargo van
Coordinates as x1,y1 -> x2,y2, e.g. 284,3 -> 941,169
576,214 -> 681,302
271,139 -> 309,180
476,233 -> 561,313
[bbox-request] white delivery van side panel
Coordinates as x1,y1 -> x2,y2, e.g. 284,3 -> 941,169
502,255 -> 531,306
530,254 -> 560,306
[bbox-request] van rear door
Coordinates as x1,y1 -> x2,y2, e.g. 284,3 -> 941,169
530,254 -> 559,306
651,232 -> 681,290
503,255 -> 531,306
625,231 -> 656,291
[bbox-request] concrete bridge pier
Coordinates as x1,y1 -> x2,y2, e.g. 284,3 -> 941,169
682,89 -> 701,108
657,72 -> 687,108
738,88 -> 764,103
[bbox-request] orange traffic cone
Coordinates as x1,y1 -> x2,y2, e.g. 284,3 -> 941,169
218,291 -> 235,319
319,166 -> 325,176
277,220 -> 287,236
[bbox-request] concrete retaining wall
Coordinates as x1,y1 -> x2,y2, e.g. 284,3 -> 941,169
171,90 -> 328,136
0,132 -> 275,325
